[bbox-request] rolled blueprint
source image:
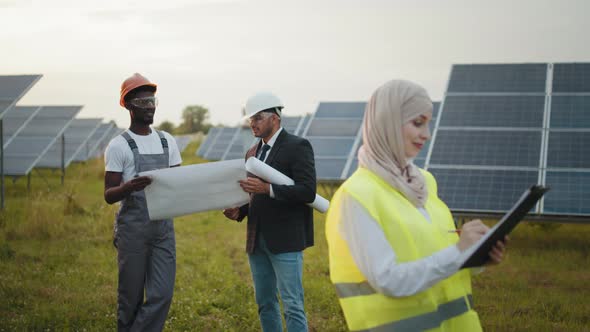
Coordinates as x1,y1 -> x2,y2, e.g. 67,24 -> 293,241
245,157 -> 330,213
140,159 -> 249,220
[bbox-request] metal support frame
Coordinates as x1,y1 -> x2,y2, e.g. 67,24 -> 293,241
61,133 -> 65,185
1,118 -> 4,209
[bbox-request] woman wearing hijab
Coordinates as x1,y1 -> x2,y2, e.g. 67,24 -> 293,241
325,80 -> 506,332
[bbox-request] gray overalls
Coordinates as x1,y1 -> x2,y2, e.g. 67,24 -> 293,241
114,131 -> 176,332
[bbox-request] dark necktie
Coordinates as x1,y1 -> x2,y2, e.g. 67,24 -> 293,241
258,144 -> 271,161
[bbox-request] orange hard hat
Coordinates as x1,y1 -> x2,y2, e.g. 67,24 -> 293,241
119,73 -> 157,107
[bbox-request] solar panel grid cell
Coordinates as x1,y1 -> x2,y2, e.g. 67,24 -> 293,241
196,127 -> 220,157
448,64 -> 547,93
552,63 -> 590,93
440,95 -> 545,127
546,132 -> 590,168
544,171 -> 590,215
430,130 -> 542,167
429,168 -> 539,212
550,96 -> 590,128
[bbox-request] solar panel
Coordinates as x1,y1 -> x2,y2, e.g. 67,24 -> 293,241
204,127 -> 238,160
196,127 -> 221,157
2,106 -> 42,148
298,114 -> 312,135
546,132 -> 590,168
91,125 -> 123,159
71,122 -> 114,162
314,102 -> 366,118
430,130 -> 542,167
440,95 -> 545,127
281,115 -> 304,135
314,158 -> 348,180
306,118 -> 363,137
3,106 -> 81,176
429,168 -> 539,212
307,137 -> 356,156
552,63 -> 590,93
550,96 -> 590,128
36,118 -> 101,169
542,63 -> 590,216
432,102 -> 440,119
414,101 -> 440,168
346,158 -> 358,178
173,135 -> 192,152
222,116 -> 315,161
447,64 -> 547,93
222,128 -> 255,160
425,62 -> 590,217
303,102 -> 365,180
543,171 -> 590,215
0,75 -> 42,118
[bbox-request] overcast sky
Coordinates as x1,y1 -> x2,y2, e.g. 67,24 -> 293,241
1,0 -> 589,128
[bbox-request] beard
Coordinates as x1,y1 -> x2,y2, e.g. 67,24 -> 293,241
130,107 -> 155,126
132,116 -> 153,126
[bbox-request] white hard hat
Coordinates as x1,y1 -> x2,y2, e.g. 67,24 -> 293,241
244,92 -> 284,119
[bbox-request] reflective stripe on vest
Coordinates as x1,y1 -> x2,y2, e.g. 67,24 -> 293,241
355,295 -> 474,332
335,281 -> 377,298
335,282 -> 474,331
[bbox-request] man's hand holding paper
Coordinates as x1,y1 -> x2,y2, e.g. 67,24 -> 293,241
239,177 -> 271,195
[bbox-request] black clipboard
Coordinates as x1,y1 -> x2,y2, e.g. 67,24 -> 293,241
458,185 -> 550,269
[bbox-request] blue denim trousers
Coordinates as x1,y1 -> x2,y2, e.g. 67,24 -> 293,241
248,233 -> 308,332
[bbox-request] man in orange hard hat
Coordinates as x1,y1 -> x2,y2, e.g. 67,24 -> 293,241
104,73 -> 182,331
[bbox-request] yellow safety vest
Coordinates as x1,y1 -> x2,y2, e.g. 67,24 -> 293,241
326,167 -> 482,331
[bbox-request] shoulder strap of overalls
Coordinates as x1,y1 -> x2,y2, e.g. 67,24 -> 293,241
156,130 -> 169,149
121,131 -> 141,176
156,130 -> 170,166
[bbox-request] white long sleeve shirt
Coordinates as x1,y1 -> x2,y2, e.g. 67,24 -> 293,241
337,191 -> 470,297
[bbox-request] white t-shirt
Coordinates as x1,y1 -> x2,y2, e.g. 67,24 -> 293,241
105,129 -> 182,183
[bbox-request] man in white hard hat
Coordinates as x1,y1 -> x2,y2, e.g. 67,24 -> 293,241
223,92 -> 316,332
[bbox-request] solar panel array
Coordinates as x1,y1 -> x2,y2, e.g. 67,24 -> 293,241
2,106 -> 42,148
196,115 -> 310,160
0,75 -> 42,118
3,106 -> 81,176
426,63 -> 590,216
302,102 -> 365,180
36,118 -> 102,169
90,122 -> 122,160
196,127 -> 221,157
71,122 -> 115,162
173,135 -> 193,152
222,128 -> 256,160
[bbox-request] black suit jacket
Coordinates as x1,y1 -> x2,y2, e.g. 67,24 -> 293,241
238,129 -> 316,254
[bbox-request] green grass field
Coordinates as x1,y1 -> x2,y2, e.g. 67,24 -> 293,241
1,141 -> 589,331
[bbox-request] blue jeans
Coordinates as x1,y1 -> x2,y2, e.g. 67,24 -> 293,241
248,233 -> 308,332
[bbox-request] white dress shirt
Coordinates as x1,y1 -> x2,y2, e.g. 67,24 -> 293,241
257,127 -> 283,198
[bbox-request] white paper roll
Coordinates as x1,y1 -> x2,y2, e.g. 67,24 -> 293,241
140,159 -> 250,220
245,157 -> 330,213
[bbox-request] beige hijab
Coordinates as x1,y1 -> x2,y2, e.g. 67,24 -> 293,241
358,79 -> 433,207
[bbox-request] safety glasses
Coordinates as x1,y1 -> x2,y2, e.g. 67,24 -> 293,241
247,111 -> 274,125
127,96 -> 158,108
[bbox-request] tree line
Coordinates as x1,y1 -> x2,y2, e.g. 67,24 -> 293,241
156,105 -> 214,135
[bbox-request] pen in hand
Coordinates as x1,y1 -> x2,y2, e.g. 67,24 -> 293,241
448,229 -> 461,235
